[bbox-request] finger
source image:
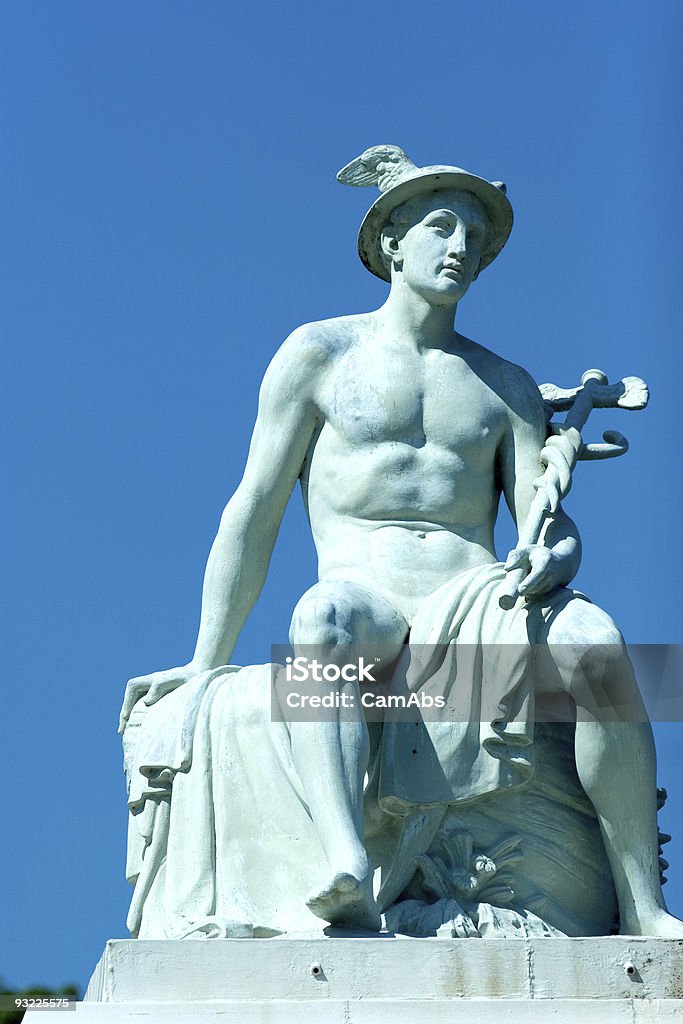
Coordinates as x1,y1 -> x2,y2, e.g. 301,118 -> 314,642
518,554 -> 549,593
118,681 -> 151,732
143,683 -> 167,707
504,548 -> 531,571
118,704 -> 140,733
519,567 -> 550,596
143,677 -> 182,706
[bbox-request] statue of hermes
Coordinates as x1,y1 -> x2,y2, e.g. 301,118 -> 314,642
121,145 -> 682,938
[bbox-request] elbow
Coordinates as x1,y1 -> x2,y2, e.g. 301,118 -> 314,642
219,483 -> 282,537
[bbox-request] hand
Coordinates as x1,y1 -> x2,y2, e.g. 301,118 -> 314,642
504,545 -> 564,600
118,662 -> 198,733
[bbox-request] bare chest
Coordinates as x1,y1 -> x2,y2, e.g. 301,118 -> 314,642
319,342 -> 506,456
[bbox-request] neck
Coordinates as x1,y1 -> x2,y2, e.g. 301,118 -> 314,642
378,279 -> 458,348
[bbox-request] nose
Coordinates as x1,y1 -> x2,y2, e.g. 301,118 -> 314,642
447,221 -> 468,260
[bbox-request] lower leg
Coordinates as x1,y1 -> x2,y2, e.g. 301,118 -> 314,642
287,586 -> 397,929
291,712 -> 380,931
564,644 -> 682,934
291,710 -> 370,881
574,716 -> 670,933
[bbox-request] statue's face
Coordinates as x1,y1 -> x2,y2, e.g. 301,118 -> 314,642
389,190 -> 488,304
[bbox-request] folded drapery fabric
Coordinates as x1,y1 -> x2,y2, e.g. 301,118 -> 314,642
122,565 -> 597,939
379,563 -> 584,812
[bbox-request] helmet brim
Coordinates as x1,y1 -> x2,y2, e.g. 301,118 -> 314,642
357,168 -> 513,282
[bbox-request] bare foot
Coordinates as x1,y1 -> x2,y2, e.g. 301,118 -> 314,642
621,908 -> 683,938
306,872 -> 381,932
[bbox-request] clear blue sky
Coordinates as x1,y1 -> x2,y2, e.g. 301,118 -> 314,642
2,0 -> 681,993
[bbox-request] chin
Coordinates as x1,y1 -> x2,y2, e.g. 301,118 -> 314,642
427,281 -> 469,303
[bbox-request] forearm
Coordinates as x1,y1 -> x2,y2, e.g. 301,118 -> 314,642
191,490 -> 279,669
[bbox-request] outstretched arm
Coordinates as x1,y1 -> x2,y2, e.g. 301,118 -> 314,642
120,328 -> 325,727
498,369 -> 581,598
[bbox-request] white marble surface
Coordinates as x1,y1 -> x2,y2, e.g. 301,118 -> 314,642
117,149 -> 680,940
31,937 -> 681,1022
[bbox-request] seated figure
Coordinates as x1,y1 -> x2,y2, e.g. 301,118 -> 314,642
120,146 -> 681,941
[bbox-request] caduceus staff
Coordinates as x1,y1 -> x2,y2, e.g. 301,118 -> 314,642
499,368 -> 650,610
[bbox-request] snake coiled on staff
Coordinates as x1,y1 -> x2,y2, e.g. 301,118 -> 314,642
534,425 -> 583,514
499,370 -> 648,609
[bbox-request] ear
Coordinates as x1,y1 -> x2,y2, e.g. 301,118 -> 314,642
380,227 -> 402,270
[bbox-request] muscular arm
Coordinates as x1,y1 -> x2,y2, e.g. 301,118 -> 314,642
119,327 -> 328,728
498,366 -> 581,593
190,330 -> 324,668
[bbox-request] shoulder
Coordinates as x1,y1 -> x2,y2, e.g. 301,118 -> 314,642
263,315 -> 366,390
282,314 -> 363,363
497,358 -> 545,424
460,334 -> 545,429
257,315 -> 365,409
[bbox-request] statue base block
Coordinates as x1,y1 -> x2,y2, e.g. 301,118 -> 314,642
67,937 -> 683,1021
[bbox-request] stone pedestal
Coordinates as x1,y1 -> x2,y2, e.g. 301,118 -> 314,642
40,937 -> 683,1022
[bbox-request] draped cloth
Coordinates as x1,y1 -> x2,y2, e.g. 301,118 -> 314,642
123,563 -> 585,938
123,664 -> 329,938
378,563 -> 582,813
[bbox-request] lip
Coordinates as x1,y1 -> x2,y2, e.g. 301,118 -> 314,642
441,264 -> 464,276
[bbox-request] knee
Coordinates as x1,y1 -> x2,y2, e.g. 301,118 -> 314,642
548,601 -> 624,649
547,601 -> 629,690
289,588 -> 358,648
